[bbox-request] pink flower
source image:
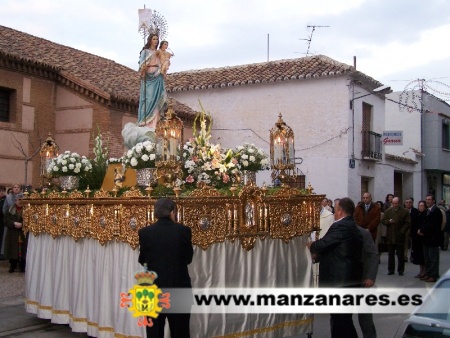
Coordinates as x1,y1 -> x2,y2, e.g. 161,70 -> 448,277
222,174 -> 230,183
211,158 -> 220,169
186,175 -> 194,183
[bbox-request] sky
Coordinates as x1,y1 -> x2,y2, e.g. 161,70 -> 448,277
1,0 -> 450,96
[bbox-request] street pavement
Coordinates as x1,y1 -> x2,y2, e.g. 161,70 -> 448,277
0,249 -> 449,337
312,247 -> 450,338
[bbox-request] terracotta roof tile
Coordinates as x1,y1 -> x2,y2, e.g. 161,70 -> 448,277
0,25 -> 383,112
0,25 -> 140,103
0,25 -> 200,120
166,55 -> 383,92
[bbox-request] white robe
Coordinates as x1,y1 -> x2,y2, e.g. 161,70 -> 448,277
312,208 -> 335,287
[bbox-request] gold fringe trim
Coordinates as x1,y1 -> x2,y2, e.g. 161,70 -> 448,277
213,317 -> 313,338
25,298 -> 142,338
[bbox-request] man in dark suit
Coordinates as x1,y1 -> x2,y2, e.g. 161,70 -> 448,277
418,194 -> 443,283
382,197 -> 411,276
138,198 -> 194,338
405,198 -> 424,276
356,224 -> 379,338
307,197 -> 363,338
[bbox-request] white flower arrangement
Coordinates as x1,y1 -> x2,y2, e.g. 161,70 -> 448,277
182,139 -> 238,188
234,143 -> 270,172
47,151 -> 93,176
181,107 -> 239,188
124,141 -> 157,169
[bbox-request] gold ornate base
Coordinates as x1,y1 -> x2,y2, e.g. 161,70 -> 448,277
23,186 -> 323,251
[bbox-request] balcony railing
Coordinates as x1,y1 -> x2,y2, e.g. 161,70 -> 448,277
361,131 -> 382,160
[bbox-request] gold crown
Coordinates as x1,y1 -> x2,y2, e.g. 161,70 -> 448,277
135,270 -> 158,285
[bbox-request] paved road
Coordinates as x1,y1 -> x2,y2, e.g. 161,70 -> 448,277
311,248 -> 450,338
1,249 -> 449,337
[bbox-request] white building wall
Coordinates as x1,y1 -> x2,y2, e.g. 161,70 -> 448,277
171,76 -> 389,202
385,92 -> 422,159
384,91 -> 423,203
348,87 -> 389,202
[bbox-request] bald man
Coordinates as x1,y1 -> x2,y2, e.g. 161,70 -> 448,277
354,192 -> 381,242
382,197 -> 411,276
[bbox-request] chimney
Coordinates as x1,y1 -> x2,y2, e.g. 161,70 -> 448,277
353,56 -> 356,69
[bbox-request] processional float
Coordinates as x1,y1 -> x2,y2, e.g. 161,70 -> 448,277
22,7 -> 322,338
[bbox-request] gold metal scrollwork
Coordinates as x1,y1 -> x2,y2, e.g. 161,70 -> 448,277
23,188 -> 324,251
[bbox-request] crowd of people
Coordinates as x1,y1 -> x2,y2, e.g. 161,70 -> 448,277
0,184 -> 27,273
2,182 -> 449,337
311,193 -> 450,337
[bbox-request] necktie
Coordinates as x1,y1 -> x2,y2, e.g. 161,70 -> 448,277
365,205 -> 369,213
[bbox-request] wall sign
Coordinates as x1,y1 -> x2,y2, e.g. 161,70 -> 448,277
382,131 -> 403,145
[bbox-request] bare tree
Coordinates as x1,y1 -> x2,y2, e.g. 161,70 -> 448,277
11,122 -> 43,186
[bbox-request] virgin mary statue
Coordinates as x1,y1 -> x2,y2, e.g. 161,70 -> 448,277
137,33 -> 167,128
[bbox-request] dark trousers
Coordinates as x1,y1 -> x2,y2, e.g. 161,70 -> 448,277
330,314 -> 358,338
423,244 -> 439,279
146,313 -> 190,338
358,313 -> 377,338
388,244 -> 404,273
9,259 -> 26,272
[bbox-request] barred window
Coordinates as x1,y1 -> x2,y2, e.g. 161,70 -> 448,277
0,88 -> 12,122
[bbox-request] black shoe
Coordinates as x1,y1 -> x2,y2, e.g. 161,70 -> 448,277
8,268 -> 15,273
388,272 -> 394,275
399,272 -> 404,276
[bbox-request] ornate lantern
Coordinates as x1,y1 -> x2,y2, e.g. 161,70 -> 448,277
270,114 -> 296,184
155,105 -> 184,187
40,133 -> 59,187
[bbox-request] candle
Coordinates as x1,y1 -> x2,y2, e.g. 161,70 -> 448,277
274,138 -> 282,164
169,138 -> 177,158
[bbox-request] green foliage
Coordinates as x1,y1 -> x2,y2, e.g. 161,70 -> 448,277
262,187 -> 308,196
79,126 -> 109,190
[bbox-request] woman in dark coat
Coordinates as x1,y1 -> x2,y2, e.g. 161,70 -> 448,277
383,194 -> 394,212
411,200 -> 426,278
4,193 -> 27,273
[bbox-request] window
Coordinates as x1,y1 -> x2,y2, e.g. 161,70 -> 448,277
361,102 -> 382,160
0,87 -> 12,122
443,123 -> 450,150
443,174 -> 450,204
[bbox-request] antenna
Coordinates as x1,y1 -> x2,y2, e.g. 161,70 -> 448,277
299,25 -> 330,57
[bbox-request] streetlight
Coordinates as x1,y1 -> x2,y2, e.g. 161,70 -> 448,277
349,85 -> 391,109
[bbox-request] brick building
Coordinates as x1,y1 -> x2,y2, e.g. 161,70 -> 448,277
0,25 -> 194,188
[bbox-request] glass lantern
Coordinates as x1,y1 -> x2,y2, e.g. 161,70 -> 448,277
40,133 -> 59,187
155,105 -> 184,186
270,114 -> 296,184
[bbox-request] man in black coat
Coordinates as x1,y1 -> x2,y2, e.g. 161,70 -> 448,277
418,194 -> 442,283
308,197 -> 363,338
138,198 -> 194,338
